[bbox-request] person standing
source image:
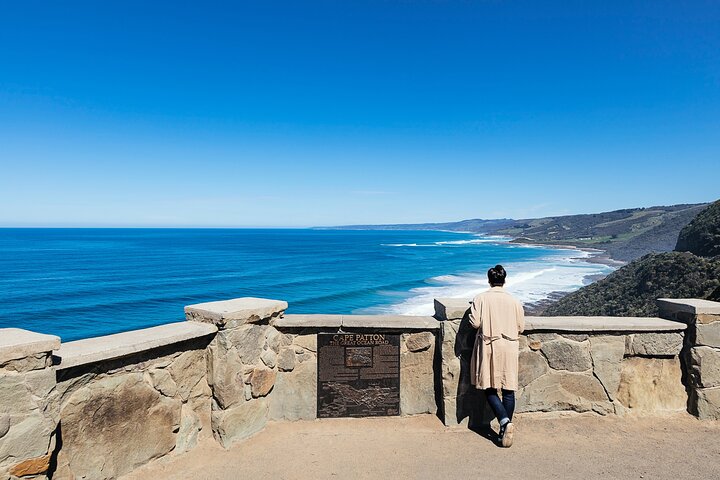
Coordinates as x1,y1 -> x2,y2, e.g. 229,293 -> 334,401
469,264 -> 525,447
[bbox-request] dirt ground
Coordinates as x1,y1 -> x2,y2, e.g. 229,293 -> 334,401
124,412 -> 720,480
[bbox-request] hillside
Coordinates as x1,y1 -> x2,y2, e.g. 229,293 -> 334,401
543,199 -> 720,317
326,218 -> 516,233
675,200 -> 720,257
327,203 -> 708,263
542,252 -> 720,317
497,204 -> 707,262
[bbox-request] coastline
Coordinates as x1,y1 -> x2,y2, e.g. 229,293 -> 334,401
467,233 -> 624,315
508,238 -> 626,268
373,231 -> 620,316
511,243 -> 622,314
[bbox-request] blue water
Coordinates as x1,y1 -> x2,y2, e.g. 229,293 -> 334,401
0,228 -> 613,341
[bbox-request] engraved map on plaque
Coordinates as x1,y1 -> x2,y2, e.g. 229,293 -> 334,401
317,333 -> 400,418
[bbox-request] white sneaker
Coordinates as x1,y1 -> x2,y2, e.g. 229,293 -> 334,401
501,422 -> 515,447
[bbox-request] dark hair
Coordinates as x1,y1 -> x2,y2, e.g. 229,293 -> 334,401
488,264 -> 506,286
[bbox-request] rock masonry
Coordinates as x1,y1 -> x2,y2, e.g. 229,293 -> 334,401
436,300 -> 688,427
0,330 -> 59,480
658,298 -> 720,420
52,338 -> 212,480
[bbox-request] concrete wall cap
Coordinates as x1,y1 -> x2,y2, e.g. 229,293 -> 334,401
433,298 -> 472,321
657,298 -> 720,315
274,314 -> 342,328
55,322 -> 217,370
278,314 -> 440,330
342,315 -> 439,330
0,328 -> 61,364
184,297 -> 288,325
526,316 -> 686,332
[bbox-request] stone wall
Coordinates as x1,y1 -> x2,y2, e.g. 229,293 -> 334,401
0,330 -> 60,480
658,298 -> 720,420
184,305 -> 442,448
1,296 -> 714,480
435,298 -> 688,427
50,322 -> 216,480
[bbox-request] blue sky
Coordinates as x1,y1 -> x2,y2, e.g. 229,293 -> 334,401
1,1 -> 719,227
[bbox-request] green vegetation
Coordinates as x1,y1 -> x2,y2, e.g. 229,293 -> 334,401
543,252 -> 720,317
493,204 -> 707,261
675,200 -> 720,257
544,200 -> 720,317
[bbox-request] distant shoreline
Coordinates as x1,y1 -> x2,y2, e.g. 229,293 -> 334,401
472,234 -> 623,314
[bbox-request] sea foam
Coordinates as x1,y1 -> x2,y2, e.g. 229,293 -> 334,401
362,241 -> 614,316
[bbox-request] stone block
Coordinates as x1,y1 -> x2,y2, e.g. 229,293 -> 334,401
442,395 -> 460,426
277,347 -> 296,372
590,335 -> 625,400
696,321 -> 720,347
694,387 -> 720,420
293,334 -> 317,352
265,328 -> 282,353
616,357 -> 686,411
176,403 -> 202,454
185,297 -> 287,329
561,334 -> 589,342
0,353 -> 50,373
147,368 -> 178,397
249,367 -> 276,398
625,332 -> 683,356
9,454 -> 51,477
212,397 -> 268,447
0,415 -> 54,467
519,372 -> 611,414
433,298 -> 470,321
400,343 -> 436,415
0,369 -> 55,416
0,416 -> 9,438
268,360 -> 317,421
0,328 -> 60,366
167,349 -> 207,402
207,347 -> 245,409
442,389 -> 486,427
518,335 -> 528,352
59,373 -> 181,479
697,314 -> 720,325
526,333 -> 558,352
690,346 -> 720,388
260,349 -> 277,368
405,332 -> 434,353
518,351 -> 549,389
540,338 -> 592,372
657,298 -> 720,318
217,324 -> 271,365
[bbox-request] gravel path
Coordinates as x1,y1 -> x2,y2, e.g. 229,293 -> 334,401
124,413 -> 720,480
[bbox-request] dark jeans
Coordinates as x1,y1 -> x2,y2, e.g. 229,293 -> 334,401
485,388 -> 515,423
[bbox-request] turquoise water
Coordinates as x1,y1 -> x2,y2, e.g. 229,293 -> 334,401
0,229 -> 613,341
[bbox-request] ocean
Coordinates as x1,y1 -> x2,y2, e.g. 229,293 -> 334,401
0,228 -> 614,342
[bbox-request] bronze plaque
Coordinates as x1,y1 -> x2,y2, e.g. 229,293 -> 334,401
317,333 -> 400,418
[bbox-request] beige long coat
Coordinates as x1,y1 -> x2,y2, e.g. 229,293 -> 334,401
469,286 -> 525,391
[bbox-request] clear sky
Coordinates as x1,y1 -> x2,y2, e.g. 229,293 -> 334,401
1,1 -> 719,227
